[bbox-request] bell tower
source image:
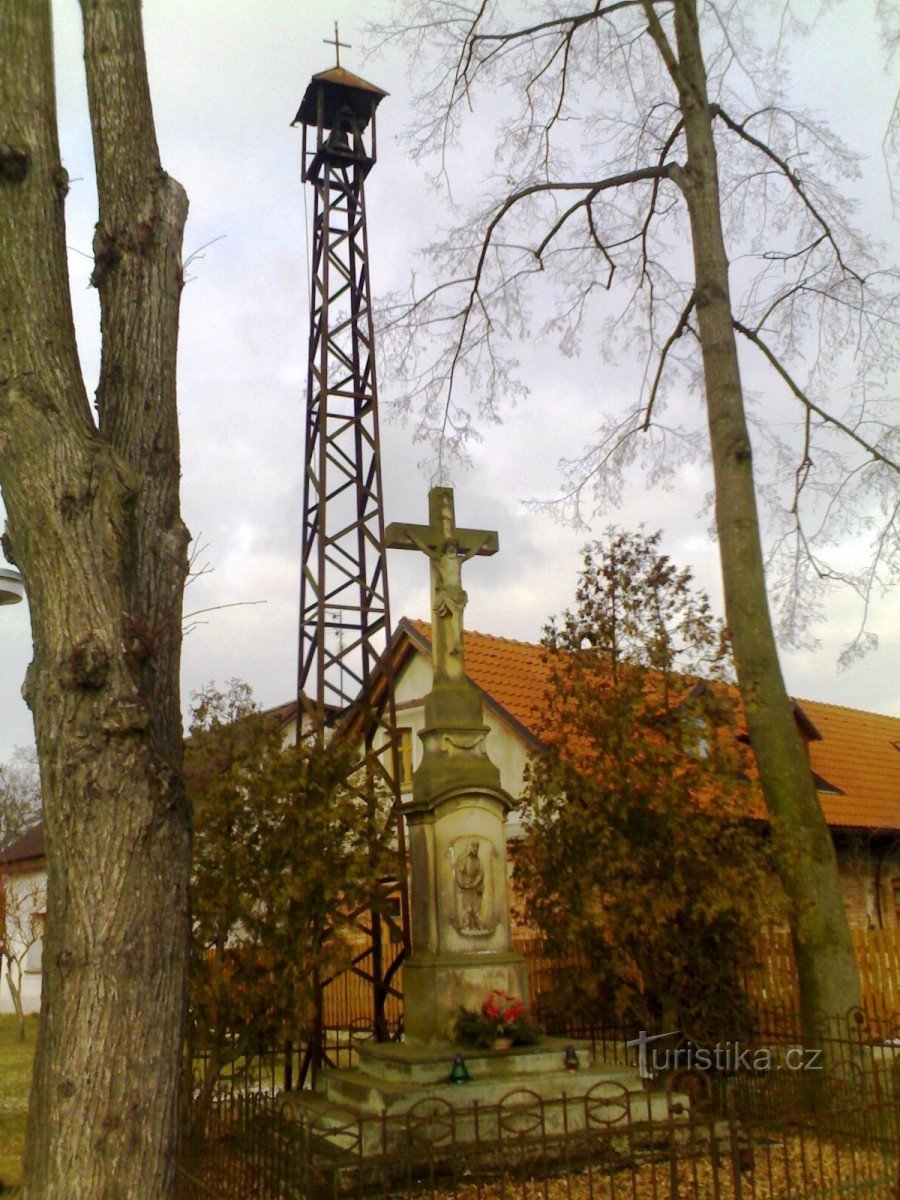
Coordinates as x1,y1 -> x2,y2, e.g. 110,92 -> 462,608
293,50 -> 409,1078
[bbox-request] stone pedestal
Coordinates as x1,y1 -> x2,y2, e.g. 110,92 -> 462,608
282,1040 -> 684,1155
402,677 -> 529,1046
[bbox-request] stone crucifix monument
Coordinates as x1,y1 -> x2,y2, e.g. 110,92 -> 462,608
385,487 -> 530,1046
284,487 -> 672,1150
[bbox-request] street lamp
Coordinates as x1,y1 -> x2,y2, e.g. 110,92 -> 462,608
0,567 -> 24,606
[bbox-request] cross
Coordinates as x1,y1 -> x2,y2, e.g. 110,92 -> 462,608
386,487 -> 498,684
323,21 -> 351,68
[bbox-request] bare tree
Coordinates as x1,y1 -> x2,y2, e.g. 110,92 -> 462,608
0,748 -> 42,850
373,0 -> 900,1028
0,2 -> 190,1195
0,866 -> 46,1042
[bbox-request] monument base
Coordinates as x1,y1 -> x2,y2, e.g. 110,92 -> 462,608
403,949 -> 530,1045
281,1038 -> 686,1155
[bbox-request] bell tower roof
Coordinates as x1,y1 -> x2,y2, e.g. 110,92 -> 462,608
293,67 -> 388,131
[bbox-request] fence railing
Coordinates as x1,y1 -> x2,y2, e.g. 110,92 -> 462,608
178,1011 -> 900,1200
310,928 -> 900,1036
185,926 -> 900,1127
747,927 -> 900,1014
513,929 -> 900,1017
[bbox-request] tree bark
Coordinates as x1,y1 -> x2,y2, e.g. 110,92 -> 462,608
6,962 -> 26,1042
0,2 -> 191,1195
659,0 -> 860,1028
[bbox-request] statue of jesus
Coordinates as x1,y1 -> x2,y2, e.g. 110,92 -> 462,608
386,487 -> 498,685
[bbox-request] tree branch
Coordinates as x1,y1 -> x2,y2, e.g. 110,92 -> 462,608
643,292 -> 697,430
733,320 -> 898,470
641,116 -> 685,278
712,103 -> 863,284
440,166 -> 673,416
469,1 -> 646,46
641,0 -> 683,88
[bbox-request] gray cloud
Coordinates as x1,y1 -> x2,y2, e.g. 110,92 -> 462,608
1,0 -> 897,762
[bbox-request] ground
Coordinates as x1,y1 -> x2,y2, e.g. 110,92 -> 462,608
0,1013 -> 36,1196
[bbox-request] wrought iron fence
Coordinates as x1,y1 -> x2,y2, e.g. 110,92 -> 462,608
178,1081 -> 899,1199
189,1019 -> 405,1103
186,1004 -> 900,1108
179,1007 -> 900,1200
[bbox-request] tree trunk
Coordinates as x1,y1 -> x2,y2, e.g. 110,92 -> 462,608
0,3 -> 191,1196
6,963 -> 26,1042
664,0 -> 860,1030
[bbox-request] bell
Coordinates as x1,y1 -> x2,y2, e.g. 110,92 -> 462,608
325,127 -> 351,155
325,105 -> 356,157
449,1053 -> 472,1084
564,1045 -> 579,1073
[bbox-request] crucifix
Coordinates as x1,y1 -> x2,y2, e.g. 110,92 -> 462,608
323,21 -> 351,68
386,488 -> 498,684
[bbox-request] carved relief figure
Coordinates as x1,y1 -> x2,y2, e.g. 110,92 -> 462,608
456,839 -> 485,931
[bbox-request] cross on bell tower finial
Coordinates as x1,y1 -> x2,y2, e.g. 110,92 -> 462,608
324,21 -> 351,67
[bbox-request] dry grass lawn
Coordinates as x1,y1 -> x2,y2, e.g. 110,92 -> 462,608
447,1139 -> 899,1199
0,1013 -> 37,1197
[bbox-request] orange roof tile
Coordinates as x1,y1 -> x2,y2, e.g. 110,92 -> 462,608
791,699 -> 900,830
401,620 -> 899,832
405,619 -> 550,744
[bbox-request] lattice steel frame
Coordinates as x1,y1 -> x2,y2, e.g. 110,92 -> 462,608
296,84 -> 410,1078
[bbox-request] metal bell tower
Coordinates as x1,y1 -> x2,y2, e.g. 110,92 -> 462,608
293,53 -> 409,1076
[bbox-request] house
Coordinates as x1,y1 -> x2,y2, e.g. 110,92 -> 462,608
387,619 -> 900,932
5,617 -> 898,1014
0,822 -> 46,1016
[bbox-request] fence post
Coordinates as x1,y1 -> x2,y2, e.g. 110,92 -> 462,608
728,1116 -> 744,1200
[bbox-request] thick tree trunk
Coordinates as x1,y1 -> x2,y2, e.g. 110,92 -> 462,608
663,0 -> 860,1029
0,3 -> 191,1196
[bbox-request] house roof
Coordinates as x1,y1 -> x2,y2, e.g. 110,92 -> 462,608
0,822 -> 45,866
400,619 -> 899,833
9,626 -> 896,871
792,699 -> 900,830
402,618 -> 547,748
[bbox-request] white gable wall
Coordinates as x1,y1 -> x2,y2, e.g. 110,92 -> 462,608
392,643 -> 534,839
1,862 -> 46,1015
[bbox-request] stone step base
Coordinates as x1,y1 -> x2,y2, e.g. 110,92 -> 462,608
356,1036 -> 593,1084
323,1061 -> 646,1115
283,1072 -> 687,1157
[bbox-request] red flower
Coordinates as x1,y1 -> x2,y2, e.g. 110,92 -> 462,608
482,989 -> 527,1027
502,1001 -> 526,1024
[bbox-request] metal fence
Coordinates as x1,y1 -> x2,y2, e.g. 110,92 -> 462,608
179,1007 -> 900,1199
189,1021 -> 405,1104
178,1084 -> 899,1200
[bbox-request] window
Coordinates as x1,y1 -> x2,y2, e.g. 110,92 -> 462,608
682,713 -> 710,759
397,728 -> 414,790
25,912 -> 45,974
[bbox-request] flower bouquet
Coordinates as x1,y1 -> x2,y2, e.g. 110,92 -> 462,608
456,989 -> 541,1050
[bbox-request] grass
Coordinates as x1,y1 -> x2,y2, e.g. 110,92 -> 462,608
0,1013 -> 37,1196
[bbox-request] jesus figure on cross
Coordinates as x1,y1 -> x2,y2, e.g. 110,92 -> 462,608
386,488 -> 499,684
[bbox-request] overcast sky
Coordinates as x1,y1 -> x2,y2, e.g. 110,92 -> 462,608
0,1 -> 897,761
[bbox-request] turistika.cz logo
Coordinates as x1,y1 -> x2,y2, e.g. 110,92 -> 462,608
626,1030 -> 824,1074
